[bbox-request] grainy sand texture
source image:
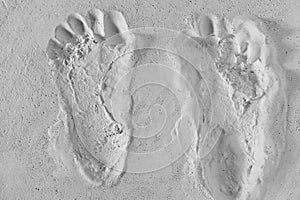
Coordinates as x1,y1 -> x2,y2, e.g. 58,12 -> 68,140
0,0 -> 300,200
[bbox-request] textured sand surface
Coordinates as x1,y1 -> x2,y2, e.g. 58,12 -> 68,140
0,0 -> 300,200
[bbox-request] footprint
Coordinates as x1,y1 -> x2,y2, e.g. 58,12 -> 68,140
46,9 -> 135,187
174,15 -> 288,200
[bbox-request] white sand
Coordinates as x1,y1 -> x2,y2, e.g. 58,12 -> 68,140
0,0 -> 300,200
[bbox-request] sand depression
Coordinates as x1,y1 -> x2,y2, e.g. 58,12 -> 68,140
46,9 -> 288,200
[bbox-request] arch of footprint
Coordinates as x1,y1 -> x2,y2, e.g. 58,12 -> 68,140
46,9 -> 287,200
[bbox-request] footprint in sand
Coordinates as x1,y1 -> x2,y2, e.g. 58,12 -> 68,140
176,14 -> 288,200
46,9 -> 137,187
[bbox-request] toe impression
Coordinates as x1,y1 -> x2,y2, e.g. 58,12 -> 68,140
67,13 -> 91,36
46,38 -> 64,60
88,9 -> 105,37
200,15 -> 214,37
104,11 -> 130,42
55,22 -> 75,44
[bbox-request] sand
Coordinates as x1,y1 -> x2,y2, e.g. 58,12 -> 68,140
0,0 -> 300,200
